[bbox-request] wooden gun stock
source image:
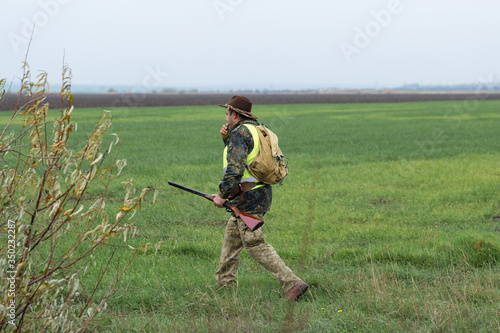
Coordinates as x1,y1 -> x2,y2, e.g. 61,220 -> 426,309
168,181 -> 264,231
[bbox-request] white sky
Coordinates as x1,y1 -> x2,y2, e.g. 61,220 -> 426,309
1,0 -> 499,90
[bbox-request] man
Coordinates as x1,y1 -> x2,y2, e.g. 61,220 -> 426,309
212,95 -> 308,301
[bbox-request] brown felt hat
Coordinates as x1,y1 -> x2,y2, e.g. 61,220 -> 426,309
218,95 -> 258,119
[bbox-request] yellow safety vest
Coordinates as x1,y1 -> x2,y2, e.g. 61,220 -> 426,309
223,124 -> 264,189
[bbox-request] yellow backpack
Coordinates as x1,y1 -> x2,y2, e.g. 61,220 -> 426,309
247,125 -> 288,185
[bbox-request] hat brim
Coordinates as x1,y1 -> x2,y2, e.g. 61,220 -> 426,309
219,104 -> 258,119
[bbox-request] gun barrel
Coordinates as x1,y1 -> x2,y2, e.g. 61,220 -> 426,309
168,180 -> 264,231
168,181 -> 213,200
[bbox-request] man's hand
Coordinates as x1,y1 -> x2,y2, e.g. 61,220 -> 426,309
220,123 -> 229,139
212,193 -> 226,208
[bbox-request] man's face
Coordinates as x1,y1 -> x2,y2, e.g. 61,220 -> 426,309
225,108 -> 237,127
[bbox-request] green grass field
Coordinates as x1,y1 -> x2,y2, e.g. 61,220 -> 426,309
3,99 -> 500,332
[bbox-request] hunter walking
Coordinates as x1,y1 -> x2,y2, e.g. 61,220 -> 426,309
212,95 -> 308,301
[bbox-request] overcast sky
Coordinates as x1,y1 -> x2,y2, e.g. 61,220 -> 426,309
1,0 -> 499,90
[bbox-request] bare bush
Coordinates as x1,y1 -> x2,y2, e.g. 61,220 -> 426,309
0,63 -> 158,332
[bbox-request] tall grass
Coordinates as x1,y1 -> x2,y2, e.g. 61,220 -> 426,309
1,99 -> 499,331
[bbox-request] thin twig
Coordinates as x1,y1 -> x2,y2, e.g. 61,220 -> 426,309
0,27 -> 34,142
76,249 -> 138,333
78,248 -> 118,318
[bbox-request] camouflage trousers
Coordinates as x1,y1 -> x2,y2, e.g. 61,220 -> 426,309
215,214 -> 300,293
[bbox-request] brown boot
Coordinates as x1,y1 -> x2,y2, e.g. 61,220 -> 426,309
285,280 -> 309,301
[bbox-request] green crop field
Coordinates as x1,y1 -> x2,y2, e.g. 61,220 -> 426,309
2,99 -> 500,332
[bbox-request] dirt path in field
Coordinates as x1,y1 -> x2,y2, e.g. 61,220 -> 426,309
2,92 -> 499,111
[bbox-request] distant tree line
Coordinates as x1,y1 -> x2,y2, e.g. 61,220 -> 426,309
396,83 -> 500,91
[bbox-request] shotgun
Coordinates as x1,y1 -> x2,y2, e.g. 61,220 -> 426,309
168,181 -> 264,231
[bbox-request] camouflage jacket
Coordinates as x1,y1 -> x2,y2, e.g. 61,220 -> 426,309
219,119 -> 272,215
